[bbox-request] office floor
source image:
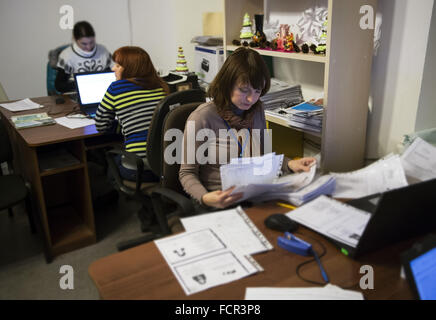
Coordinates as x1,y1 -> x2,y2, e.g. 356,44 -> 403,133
0,165 -> 147,300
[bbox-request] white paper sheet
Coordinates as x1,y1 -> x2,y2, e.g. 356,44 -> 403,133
155,229 -> 263,295
221,153 -> 283,190
286,195 -> 371,247
55,116 -> 95,129
0,98 -> 43,112
221,153 -> 319,204
400,137 -> 436,182
180,206 -> 273,255
245,285 -> 364,300
331,154 -> 408,199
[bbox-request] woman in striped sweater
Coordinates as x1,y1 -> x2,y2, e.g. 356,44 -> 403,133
95,46 -> 169,181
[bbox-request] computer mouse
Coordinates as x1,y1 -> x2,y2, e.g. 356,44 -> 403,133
264,213 -> 299,232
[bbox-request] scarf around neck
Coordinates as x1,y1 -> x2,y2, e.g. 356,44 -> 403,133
72,42 -> 97,58
217,102 -> 260,130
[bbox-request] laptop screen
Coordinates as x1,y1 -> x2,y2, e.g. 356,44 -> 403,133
74,71 -> 116,106
409,246 -> 436,299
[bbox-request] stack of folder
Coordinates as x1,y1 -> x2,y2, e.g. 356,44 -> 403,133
265,101 -> 324,133
260,78 -> 304,110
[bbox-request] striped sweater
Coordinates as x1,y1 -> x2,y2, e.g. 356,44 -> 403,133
95,79 -> 166,158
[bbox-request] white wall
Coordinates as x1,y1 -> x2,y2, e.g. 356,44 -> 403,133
129,0 -> 223,75
415,1 -> 436,132
0,0 -> 131,100
366,0 -> 434,158
0,0 -> 223,100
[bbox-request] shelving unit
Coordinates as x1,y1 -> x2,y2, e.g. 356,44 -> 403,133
19,138 -> 96,262
224,0 -> 377,172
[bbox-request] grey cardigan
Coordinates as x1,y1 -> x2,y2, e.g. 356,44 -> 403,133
179,101 -> 291,203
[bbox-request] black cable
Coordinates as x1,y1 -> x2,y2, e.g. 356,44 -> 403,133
293,232 -> 362,290
294,232 -> 328,286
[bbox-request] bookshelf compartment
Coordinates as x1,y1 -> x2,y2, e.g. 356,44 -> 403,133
41,167 -> 95,254
37,141 -> 83,174
224,0 -> 376,171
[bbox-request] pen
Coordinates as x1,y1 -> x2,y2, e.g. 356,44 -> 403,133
276,202 -> 297,210
312,248 -> 329,283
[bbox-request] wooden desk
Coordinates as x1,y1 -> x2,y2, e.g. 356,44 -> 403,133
88,202 -> 414,300
0,96 -> 118,262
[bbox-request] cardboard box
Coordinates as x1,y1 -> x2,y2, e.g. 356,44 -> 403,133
194,45 -> 224,84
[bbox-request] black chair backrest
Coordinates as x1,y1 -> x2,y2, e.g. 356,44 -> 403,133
147,89 -> 205,177
0,120 -> 12,164
161,102 -> 204,194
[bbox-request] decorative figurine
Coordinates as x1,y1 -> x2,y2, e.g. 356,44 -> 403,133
240,13 -> 253,42
175,47 -> 189,75
316,18 -> 327,54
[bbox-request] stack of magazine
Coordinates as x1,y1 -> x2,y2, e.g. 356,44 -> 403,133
11,112 -> 56,129
260,78 -> 304,110
265,102 -> 324,133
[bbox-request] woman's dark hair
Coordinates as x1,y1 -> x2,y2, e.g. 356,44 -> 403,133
113,46 -> 169,93
73,21 -> 95,40
207,47 -> 270,113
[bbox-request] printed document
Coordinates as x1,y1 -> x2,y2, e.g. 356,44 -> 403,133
286,195 -> 371,247
400,137 -> 436,182
0,98 -> 43,112
180,206 -> 273,255
155,229 -> 263,295
331,154 -> 408,199
55,116 -> 95,129
220,153 -> 284,190
245,284 -> 364,300
221,153 -> 320,203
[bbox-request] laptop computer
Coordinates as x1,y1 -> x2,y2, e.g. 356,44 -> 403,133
332,178 -> 436,258
74,71 -> 116,118
401,233 -> 436,299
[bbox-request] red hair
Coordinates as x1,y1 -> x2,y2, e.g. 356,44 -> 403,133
113,46 -> 169,93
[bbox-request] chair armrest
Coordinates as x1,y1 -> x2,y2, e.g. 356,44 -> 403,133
151,187 -> 195,216
106,148 -> 150,195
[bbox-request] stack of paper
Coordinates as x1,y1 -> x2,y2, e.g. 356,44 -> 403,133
260,78 -> 303,110
55,116 -> 95,129
245,284 -> 364,300
0,98 -> 43,112
155,228 -> 263,295
286,195 -> 371,248
220,153 -> 284,191
256,173 -> 336,206
265,101 -> 324,133
400,137 -> 436,183
11,112 -> 56,129
181,206 -> 273,255
220,153 -> 335,205
280,175 -> 336,206
331,154 -> 408,199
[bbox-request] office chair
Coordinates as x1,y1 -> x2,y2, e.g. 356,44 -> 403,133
105,89 -> 206,250
0,119 -> 36,233
46,44 -> 68,96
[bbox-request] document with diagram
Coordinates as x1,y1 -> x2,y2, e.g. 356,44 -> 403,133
155,228 -> 263,295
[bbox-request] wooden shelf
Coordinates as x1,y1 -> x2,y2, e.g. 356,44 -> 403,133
266,114 -> 322,138
226,45 -> 327,63
224,0 -> 376,171
48,205 -> 95,255
40,163 -> 85,177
